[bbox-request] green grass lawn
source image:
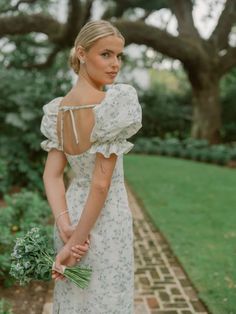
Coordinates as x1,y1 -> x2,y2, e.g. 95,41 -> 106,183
124,154 -> 236,314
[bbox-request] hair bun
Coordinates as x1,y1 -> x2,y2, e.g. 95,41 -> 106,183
68,47 -> 80,75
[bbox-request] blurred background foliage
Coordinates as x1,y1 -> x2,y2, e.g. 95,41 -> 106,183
0,50 -> 72,194
220,68 -> 236,142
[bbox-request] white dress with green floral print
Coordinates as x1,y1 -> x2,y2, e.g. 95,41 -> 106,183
40,83 -> 142,314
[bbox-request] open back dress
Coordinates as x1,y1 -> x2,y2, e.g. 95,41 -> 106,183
40,83 -> 142,314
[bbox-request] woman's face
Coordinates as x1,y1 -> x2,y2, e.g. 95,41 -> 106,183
77,35 -> 124,88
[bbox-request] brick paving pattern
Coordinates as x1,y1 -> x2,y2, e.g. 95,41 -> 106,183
127,183 -> 209,314
42,183 -> 209,314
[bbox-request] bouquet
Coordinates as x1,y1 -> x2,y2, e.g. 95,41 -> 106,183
10,227 -> 92,289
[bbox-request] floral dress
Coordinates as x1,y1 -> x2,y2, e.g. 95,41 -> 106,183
40,83 -> 142,314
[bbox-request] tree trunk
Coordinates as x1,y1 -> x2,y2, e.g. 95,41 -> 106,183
190,75 -> 222,144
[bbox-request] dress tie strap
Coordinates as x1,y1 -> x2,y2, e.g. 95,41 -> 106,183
58,104 -> 97,151
69,109 -> 79,144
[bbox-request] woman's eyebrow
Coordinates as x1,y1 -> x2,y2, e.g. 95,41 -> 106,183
102,49 -> 124,55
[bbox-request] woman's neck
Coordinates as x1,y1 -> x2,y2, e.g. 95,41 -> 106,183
76,73 -> 105,91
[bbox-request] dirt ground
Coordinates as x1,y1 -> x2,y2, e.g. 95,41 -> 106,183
0,281 -> 50,314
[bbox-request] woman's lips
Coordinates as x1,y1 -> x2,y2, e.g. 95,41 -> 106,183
106,72 -> 117,77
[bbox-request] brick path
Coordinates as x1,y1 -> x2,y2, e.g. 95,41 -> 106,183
42,183 -> 209,314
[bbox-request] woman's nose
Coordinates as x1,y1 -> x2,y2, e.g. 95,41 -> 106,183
111,56 -> 120,67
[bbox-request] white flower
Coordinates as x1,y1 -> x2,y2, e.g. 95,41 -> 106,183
23,261 -> 31,269
25,245 -> 31,253
15,263 -> 23,271
11,250 -> 21,259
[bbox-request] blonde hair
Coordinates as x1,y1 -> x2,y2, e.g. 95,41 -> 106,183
69,20 -> 125,75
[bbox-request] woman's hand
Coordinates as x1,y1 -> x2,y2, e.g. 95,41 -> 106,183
58,223 -> 75,244
52,235 -> 90,281
70,235 -> 90,262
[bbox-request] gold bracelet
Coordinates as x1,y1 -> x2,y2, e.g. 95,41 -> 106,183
55,209 -> 69,225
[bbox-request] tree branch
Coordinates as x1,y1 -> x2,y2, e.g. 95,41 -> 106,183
113,19 -> 207,67
218,47 -> 236,76
210,0 -> 236,50
169,0 -> 200,38
82,0 -> 94,24
62,0 -> 83,46
102,0 -> 169,20
114,0 -> 131,18
57,0 -> 94,46
0,13 -> 64,42
101,0 -> 128,19
67,0 -> 82,24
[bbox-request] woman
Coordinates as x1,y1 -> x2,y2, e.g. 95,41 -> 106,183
40,20 -> 142,313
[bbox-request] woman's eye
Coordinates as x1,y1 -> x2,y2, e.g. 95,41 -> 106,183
102,52 -> 110,57
101,53 -> 124,60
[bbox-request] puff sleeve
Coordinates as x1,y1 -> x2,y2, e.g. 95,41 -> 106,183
40,97 -> 62,152
88,84 -> 142,158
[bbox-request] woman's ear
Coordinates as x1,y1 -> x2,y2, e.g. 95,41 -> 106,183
76,45 -> 86,63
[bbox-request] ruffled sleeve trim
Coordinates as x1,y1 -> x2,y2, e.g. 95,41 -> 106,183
88,139 -> 134,158
40,97 -> 63,152
40,139 -> 61,152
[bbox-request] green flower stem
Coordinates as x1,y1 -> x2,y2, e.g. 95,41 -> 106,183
40,249 -> 92,289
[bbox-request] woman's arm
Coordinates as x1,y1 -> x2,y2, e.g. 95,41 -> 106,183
68,152 -> 118,245
42,149 -> 73,242
43,149 -> 90,280
54,152 -> 118,269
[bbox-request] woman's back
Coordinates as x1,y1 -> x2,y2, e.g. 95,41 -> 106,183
56,86 -> 107,155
